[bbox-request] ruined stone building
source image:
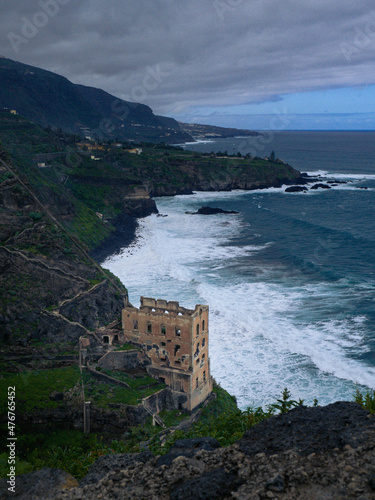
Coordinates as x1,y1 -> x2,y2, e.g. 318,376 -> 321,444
121,297 -> 213,412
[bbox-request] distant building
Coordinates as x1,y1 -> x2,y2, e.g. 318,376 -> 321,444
10,110 -> 17,115
126,148 -> 142,155
77,142 -> 106,152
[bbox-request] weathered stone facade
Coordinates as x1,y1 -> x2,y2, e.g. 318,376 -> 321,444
122,297 -> 213,412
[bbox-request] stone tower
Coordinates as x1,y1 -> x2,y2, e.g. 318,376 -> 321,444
122,297 -> 213,411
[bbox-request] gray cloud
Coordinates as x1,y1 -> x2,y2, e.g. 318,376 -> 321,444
1,0 -> 375,115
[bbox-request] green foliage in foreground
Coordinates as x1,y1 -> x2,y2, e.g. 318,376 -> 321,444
147,386 -> 304,455
354,388 -> 375,413
1,386 -> 373,481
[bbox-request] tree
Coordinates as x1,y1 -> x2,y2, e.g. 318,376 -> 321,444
270,151 -> 276,162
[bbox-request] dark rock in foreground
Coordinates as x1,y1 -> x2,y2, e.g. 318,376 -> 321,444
79,451 -> 153,487
238,401 -> 375,456
187,206 -> 240,215
156,437 -> 221,467
0,468 -> 78,500
44,402 -> 375,499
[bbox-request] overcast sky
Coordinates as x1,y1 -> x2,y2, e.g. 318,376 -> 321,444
2,0 -> 375,129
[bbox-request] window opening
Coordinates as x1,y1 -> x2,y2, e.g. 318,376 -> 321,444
147,323 -> 152,333
161,325 -> 166,335
175,327 -> 181,337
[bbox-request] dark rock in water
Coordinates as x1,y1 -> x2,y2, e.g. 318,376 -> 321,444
170,467 -> 244,500
188,206 -> 239,215
0,467 -> 78,499
79,452 -> 153,487
156,437 -> 221,467
238,402 -> 375,457
285,186 -> 307,193
310,183 -> 331,190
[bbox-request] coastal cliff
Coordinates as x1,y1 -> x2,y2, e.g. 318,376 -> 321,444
1,112 -> 375,499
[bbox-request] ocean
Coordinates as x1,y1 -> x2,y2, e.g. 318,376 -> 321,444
103,131 -> 375,409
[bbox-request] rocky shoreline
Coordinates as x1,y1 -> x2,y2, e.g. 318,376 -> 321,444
90,173 -> 313,264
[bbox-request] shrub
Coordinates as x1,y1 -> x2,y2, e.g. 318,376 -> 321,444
354,389 -> 375,413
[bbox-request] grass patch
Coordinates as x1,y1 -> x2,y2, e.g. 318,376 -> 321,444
0,366 -> 81,414
114,343 -> 138,352
82,369 -> 165,407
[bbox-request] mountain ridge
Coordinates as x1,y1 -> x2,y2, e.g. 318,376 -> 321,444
0,57 -> 261,145
0,57 -> 192,143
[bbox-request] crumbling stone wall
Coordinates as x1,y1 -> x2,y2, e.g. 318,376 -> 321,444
97,350 -> 149,371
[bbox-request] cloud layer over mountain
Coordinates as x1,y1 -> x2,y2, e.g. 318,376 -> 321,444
1,1 -> 375,121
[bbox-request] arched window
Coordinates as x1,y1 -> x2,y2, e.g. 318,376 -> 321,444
103,336 -> 109,344
196,323 -> 200,336
202,320 -> 205,332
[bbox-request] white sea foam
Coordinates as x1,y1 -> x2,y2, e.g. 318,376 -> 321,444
306,170 -> 375,181
103,190 -> 375,408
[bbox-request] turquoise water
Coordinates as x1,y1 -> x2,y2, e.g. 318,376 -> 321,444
103,132 -> 375,408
